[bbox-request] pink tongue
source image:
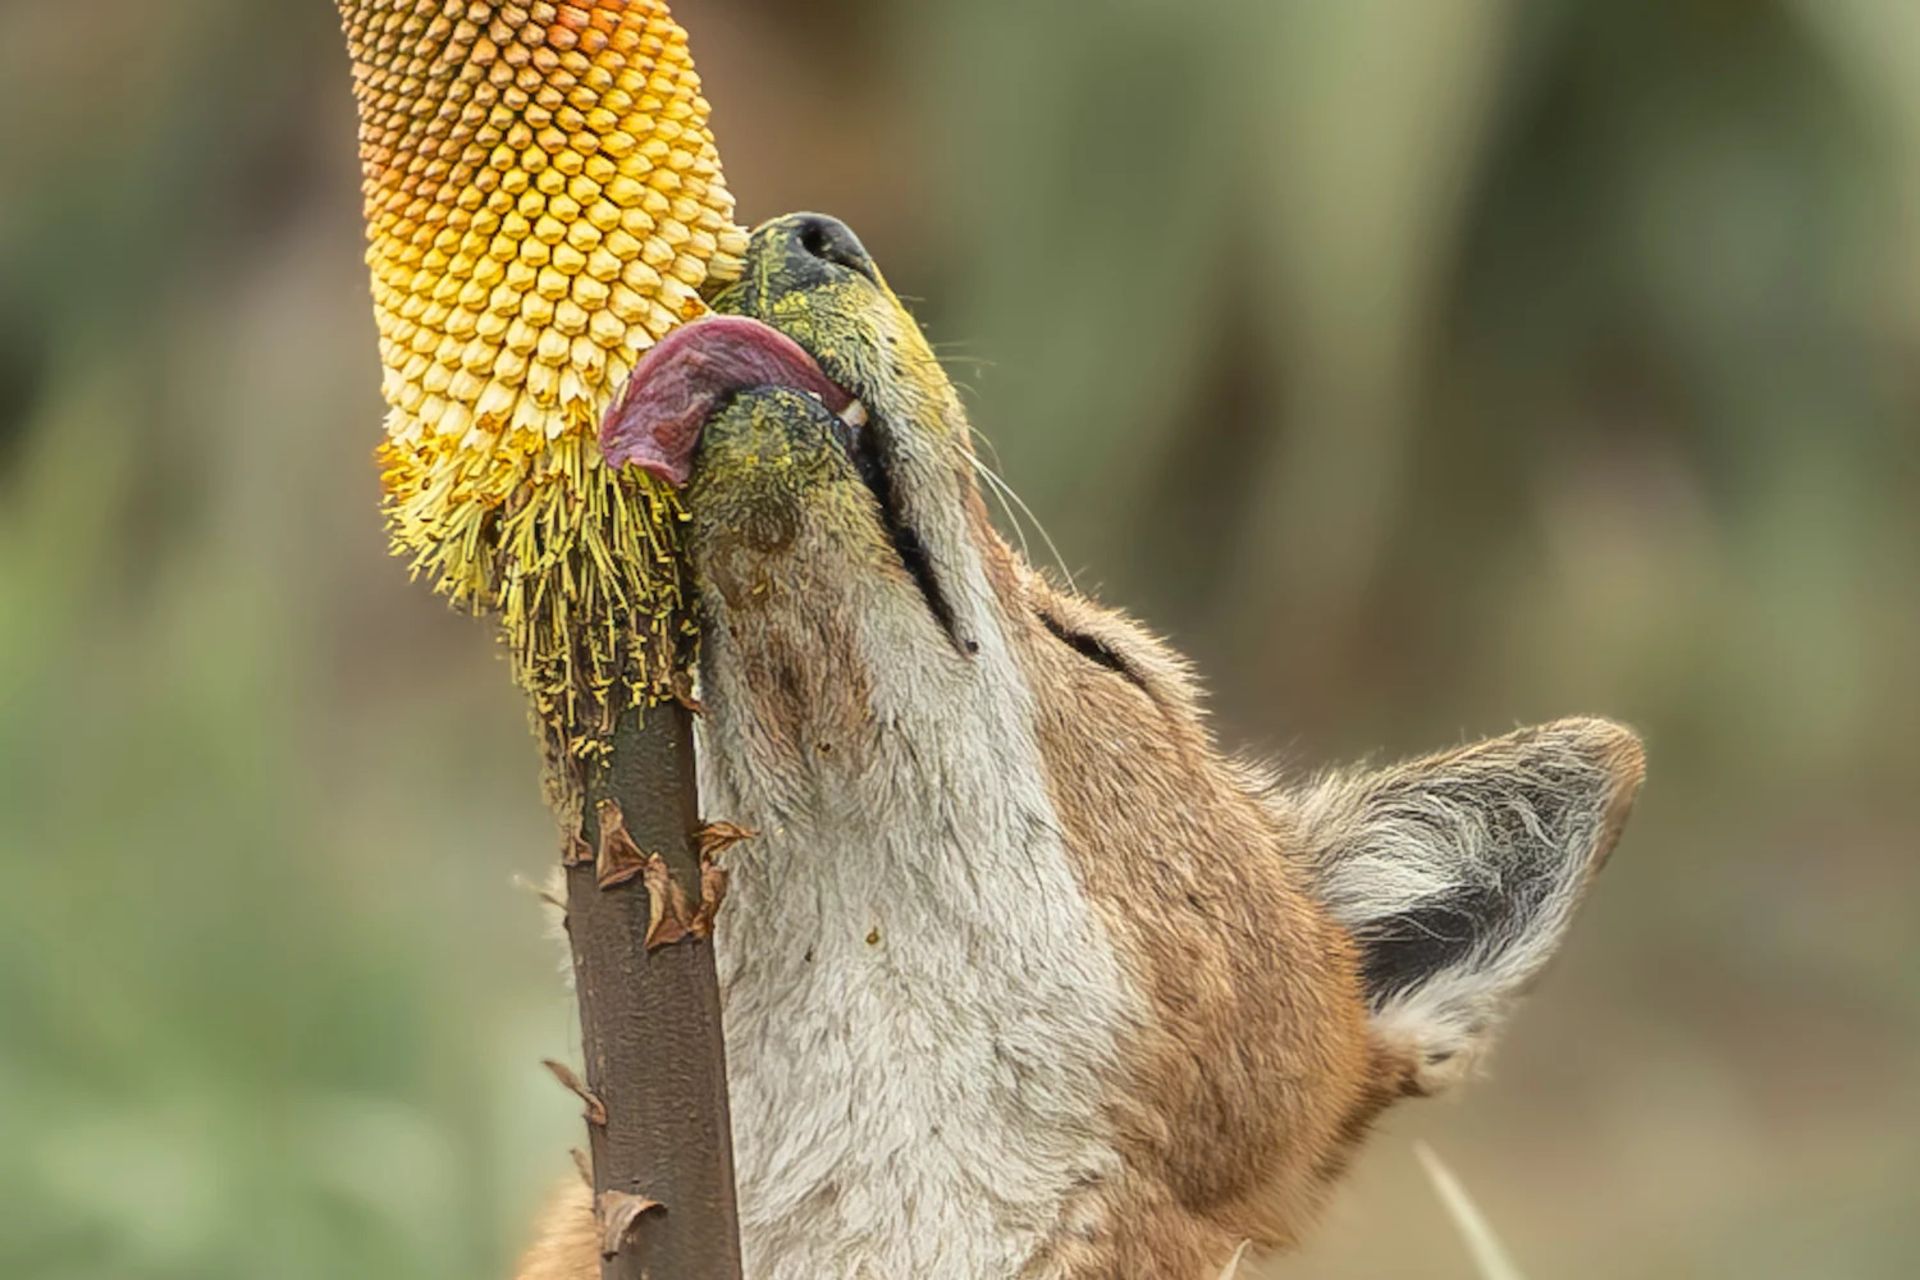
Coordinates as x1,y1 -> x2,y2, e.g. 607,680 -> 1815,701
599,315 -> 853,486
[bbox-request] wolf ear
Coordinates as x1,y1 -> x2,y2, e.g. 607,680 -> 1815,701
1296,718 -> 1645,1092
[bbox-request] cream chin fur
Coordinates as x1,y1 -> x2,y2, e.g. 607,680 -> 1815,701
696,540 -> 1138,1279
515,215 -> 1645,1279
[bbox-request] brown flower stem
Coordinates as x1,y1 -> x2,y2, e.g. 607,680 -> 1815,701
564,702 -> 742,1279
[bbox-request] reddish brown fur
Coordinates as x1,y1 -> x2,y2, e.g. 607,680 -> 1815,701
514,220 -> 1644,1280
970,498 -> 1414,1275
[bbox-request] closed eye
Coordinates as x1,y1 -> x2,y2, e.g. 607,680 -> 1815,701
1038,611 -> 1141,686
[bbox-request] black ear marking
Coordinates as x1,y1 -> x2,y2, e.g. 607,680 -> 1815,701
1357,884 -> 1505,1006
1294,717 -> 1644,1089
1352,767 -> 1587,1008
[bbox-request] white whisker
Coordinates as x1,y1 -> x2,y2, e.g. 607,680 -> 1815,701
972,455 -> 1032,565
968,451 -> 1077,593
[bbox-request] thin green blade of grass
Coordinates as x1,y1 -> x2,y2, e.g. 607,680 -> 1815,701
1413,1141 -> 1531,1280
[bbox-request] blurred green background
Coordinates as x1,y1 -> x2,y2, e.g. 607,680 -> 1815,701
2,1 -> 1916,1277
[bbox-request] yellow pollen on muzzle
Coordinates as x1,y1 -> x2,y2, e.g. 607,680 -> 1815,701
335,0 -> 748,745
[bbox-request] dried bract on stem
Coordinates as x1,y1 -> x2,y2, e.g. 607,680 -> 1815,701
542,1057 -> 609,1127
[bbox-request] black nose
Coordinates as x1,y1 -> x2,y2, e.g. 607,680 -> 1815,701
770,213 -> 878,284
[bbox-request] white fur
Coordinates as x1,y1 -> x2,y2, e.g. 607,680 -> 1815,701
1293,722 -> 1629,1091
696,533 -> 1137,1279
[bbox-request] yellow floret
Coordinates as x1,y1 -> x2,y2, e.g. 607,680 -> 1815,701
336,0 -> 747,747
